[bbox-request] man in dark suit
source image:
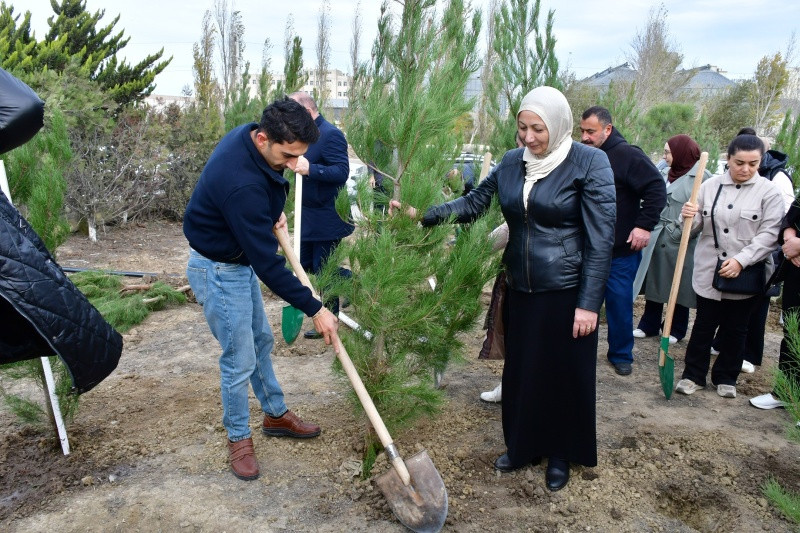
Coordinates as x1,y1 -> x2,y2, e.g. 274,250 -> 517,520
289,92 -> 353,338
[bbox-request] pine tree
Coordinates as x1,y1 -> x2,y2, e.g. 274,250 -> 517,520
775,111 -> 800,186
484,0 -> 560,156
5,108 -> 71,256
214,0 -> 245,106
2,107 -> 77,425
751,52 -> 791,134
191,10 -> 223,139
224,62 -> 264,132
283,35 -> 306,95
341,0 -> 495,474
315,0 -> 332,111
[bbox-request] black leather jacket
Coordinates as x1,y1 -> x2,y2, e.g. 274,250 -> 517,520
423,142 -> 616,313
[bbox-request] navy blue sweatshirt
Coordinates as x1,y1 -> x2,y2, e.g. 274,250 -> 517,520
183,124 -> 321,317
300,113 -> 353,241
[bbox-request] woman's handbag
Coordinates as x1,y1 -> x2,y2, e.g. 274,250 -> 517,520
479,271 -> 506,360
710,184 -> 773,295
712,258 -> 767,295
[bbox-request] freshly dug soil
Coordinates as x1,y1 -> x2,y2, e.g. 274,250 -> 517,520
2,221 -> 799,532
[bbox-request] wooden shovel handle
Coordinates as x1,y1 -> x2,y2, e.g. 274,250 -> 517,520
273,226 -> 412,486
478,151 -> 492,183
660,152 -> 708,367
294,172 -> 303,264
274,227 -> 319,300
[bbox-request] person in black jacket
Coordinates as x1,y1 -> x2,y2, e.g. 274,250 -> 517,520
183,97 -> 340,481
289,92 -> 353,339
392,86 -> 616,492
580,106 -> 666,376
751,195 -> 800,409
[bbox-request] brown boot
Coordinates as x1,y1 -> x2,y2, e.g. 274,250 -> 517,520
262,410 -> 321,438
227,437 -> 259,480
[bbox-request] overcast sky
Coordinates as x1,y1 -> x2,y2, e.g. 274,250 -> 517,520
22,0 -> 800,96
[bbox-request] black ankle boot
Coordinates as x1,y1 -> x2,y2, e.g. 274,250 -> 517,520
494,453 -> 516,472
545,457 -> 569,491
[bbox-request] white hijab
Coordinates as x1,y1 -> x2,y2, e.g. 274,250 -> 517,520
517,86 -> 574,207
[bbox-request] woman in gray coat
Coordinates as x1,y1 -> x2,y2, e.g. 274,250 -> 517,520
633,135 -> 709,343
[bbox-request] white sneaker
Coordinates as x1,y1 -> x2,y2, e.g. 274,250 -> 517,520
741,360 -> 755,374
480,383 -> 502,403
710,347 -> 720,356
669,335 -> 678,345
676,379 -> 703,395
717,384 -> 737,398
632,328 -> 647,338
750,393 -> 785,409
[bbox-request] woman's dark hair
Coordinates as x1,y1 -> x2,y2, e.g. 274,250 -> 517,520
737,127 -> 757,136
258,96 -> 320,144
727,134 -> 764,157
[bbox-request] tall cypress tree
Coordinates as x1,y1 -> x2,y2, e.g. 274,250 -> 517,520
0,0 -> 170,105
340,0 -> 496,474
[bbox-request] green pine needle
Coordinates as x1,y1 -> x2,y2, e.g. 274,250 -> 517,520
763,477 -> 800,525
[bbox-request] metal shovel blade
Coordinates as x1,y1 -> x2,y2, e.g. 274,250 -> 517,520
281,303 -> 304,344
659,337 -> 674,399
375,450 -> 448,533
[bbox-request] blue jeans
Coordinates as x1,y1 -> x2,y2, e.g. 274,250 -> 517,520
605,253 -> 641,365
187,250 -> 287,442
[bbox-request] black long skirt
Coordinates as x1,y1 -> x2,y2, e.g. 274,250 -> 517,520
502,286 -> 598,467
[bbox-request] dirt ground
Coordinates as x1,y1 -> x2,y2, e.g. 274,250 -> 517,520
2,220 -> 800,532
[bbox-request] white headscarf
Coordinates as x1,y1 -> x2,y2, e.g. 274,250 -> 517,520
517,86 -> 574,207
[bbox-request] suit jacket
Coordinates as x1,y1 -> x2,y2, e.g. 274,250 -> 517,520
300,114 -> 353,241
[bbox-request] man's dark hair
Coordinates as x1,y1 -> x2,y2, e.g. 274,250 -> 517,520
727,134 -> 765,157
737,127 -> 757,136
581,106 -> 613,126
259,97 -> 319,144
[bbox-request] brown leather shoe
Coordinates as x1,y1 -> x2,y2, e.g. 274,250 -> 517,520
262,410 -> 321,438
227,437 -> 259,480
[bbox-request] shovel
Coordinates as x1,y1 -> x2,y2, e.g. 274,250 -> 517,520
274,227 -> 448,533
280,171 -> 306,344
478,151 -> 492,183
659,151 -> 708,399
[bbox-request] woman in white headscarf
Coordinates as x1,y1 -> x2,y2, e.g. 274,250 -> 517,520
392,86 -> 616,491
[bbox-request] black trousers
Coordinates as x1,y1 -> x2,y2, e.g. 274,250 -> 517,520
779,264 -> 800,386
637,299 -> 690,340
300,238 -> 351,315
682,295 -> 758,387
711,294 -> 770,365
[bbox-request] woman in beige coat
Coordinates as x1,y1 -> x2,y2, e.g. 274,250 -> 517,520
675,134 -> 783,398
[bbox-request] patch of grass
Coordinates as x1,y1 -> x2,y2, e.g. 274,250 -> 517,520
776,312 -> 800,441
1,271 -> 188,426
763,477 -> 800,525
70,271 -> 187,332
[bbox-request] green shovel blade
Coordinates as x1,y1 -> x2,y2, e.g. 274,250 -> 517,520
281,303 -> 304,344
659,336 -> 674,399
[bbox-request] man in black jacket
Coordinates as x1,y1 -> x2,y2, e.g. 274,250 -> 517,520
580,106 -> 666,376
